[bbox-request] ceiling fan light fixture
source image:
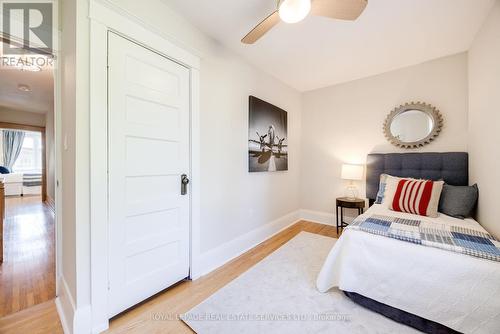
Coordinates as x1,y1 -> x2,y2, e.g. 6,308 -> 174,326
278,0 -> 311,24
17,84 -> 32,92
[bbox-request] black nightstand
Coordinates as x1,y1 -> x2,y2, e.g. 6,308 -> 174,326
336,197 -> 366,234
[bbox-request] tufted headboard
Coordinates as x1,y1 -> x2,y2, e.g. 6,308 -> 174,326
366,152 -> 469,204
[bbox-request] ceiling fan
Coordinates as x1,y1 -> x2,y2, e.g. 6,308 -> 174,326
241,0 -> 368,44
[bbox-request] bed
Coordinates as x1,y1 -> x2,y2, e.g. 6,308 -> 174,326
316,153 -> 500,334
0,172 -> 42,196
0,172 -> 24,196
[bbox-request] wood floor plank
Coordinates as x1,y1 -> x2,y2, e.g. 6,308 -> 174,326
0,220 -> 337,333
0,300 -> 63,334
0,196 -> 56,317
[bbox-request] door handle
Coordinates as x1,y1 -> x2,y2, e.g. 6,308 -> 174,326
181,174 -> 190,195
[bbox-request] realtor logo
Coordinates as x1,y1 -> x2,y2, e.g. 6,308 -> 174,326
1,1 -> 53,55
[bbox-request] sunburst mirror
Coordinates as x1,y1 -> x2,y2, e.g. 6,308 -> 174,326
384,102 -> 443,149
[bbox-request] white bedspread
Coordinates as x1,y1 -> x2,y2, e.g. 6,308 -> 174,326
317,204 -> 500,333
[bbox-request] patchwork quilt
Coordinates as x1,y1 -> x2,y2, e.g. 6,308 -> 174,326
348,214 -> 500,262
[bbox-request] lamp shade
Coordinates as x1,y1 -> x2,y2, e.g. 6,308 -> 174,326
341,164 -> 364,180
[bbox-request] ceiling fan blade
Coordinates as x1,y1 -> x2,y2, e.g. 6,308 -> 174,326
311,0 -> 368,21
241,11 -> 281,44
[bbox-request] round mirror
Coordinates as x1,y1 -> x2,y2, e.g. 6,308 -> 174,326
390,110 -> 434,142
384,102 -> 443,148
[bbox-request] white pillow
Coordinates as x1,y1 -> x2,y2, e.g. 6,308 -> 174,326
381,175 -> 401,207
383,176 -> 444,218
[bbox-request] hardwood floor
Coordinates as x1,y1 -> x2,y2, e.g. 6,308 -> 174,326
0,196 -> 56,317
0,220 -> 337,333
0,300 -> 63,334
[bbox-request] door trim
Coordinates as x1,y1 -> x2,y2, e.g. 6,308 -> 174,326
89,2 -> 201,332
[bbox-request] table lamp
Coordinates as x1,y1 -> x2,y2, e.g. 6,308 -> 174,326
341,164 -> 364,199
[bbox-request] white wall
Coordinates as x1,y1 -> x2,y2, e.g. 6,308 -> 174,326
300,53 -> 469,214
57,2 -> 498,331
45,106 -> 55,201
60,0 -> 78,311
468,0 -> 500,239
57,1 -> 302,331
0,107 -> 46,127
107,0 -> 303,256
198,49 -> 301,253
58,0 -> 92,332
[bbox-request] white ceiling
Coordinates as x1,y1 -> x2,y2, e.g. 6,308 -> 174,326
0,43 -> 54,114
164,0 -> 495,92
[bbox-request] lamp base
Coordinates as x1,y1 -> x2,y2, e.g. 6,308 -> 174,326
345,185 -> 359,200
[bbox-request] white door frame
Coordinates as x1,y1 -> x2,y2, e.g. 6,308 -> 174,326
89,1 -> 201,332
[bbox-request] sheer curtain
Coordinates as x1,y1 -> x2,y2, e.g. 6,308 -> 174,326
2,130 -> 26,170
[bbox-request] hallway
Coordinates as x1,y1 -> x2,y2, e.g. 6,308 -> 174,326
0,196 -> 55,317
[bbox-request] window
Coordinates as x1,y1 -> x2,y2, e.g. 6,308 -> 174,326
13,131 -> 42,173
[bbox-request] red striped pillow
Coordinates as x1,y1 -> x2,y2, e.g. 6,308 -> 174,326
390,179 -> 444,218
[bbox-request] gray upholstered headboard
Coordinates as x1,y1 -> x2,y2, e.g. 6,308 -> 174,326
366,152 -> 469,203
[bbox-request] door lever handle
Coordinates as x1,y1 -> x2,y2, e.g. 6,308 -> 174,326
181,174 -> 190,195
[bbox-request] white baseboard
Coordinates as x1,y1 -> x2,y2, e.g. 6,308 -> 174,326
45,195 -> 56,213
198,210 -> 301,276
300,209 -> 335,225
56,277 -> 73,334
195,208 -> 358,278
55,298 -> 70,334
299,209 -> 360,226
55,276 -> 92,334
75,305 -> 92,334
92,323 -> 110,334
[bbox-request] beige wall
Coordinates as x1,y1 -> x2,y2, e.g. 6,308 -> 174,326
300,53 -> 469,214
0,107 -> 45,127
468,0 -> 500,239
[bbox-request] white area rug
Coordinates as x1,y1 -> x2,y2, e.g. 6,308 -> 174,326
183,232 -> 419,333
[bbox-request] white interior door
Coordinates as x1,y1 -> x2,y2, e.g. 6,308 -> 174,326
107,32 -> 191,317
